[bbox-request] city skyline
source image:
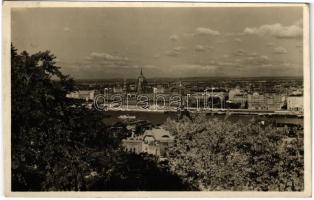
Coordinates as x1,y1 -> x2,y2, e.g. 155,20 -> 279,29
12,6 -> 304,79
6,2 -> 309,195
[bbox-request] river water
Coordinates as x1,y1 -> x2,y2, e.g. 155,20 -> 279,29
102,110 -> 303,127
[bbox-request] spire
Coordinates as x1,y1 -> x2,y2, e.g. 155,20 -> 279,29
140,67 -> 143,76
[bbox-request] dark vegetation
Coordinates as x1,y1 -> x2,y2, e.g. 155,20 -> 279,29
11,45 -> 191,191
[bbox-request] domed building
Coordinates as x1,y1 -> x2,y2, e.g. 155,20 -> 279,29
169,81 -> 186,95
122,127 -> 174,157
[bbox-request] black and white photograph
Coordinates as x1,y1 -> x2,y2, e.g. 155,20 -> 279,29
3,2 -> 311,197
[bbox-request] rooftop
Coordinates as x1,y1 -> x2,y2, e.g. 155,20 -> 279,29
143,128 -> 174,141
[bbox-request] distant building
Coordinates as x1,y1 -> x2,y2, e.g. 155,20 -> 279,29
230,94 -> 248,108
154,85 -> 165,94
123,79 -> 127,93
228,87 -> 241,100
205,88 -> 228,109
291,90 -> 303,96
248,93 -> 285,111
129,84 -> 136,92
113,83 -> 123,93
137,68 -> 147,94
66,90 -> 95,101
287,95 -> 303,112
228,88 -> 248,108
169,81 -> 186,95
122,128 -> 174,157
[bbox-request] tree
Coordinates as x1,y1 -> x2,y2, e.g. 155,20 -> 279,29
163,114 -> 304,191
12,45 -> 74,190
11,45 -> 191,191
11,45 -> 119,190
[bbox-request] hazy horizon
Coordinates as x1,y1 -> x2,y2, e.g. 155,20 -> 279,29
73,74 -> 303,82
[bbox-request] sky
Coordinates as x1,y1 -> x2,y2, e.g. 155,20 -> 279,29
12,6 -> 304,79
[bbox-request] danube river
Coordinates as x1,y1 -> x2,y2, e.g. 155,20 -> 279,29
102,110 -> 303,127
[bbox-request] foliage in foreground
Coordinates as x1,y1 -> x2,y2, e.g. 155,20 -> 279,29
11,45 -> 190,191
163,115 -> 304,191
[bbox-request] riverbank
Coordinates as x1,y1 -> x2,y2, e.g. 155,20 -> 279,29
104,106 -> 303,117
102,109 -> 304,126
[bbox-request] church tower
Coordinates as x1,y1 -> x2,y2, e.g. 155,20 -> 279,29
137,68 -> 146,94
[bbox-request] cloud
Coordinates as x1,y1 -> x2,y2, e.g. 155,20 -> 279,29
274,46 -> 288,54
230,51 -> 271,66
216,61 -> 236,67
87,52 -> 129,61
63,27 -> 70,32
168,53 -> 301,77
165,46 -> 184,57
233,49 -> 246,56
173,46 -> 184,51
169,34 -> 179,41
247,52 -> 258,57
83,52 -> 130,68
206,59 -> 238,68
195,45 -> 206,52
195,27 -> 220,36
172,64 -> 218,73
165,50 -> 180,57
243,20 -> 302,39
217,52 -> 270,67
234,38 -> 242,42
208,60 -> 217,65
242,55 -> 270,65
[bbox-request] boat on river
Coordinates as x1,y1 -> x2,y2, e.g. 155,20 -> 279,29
118,115 -> 136,120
